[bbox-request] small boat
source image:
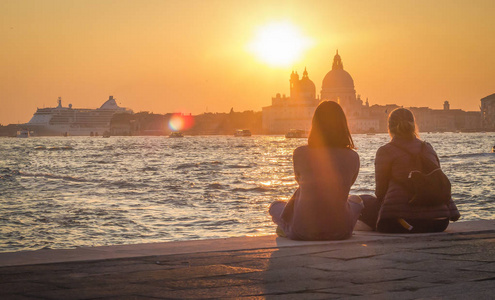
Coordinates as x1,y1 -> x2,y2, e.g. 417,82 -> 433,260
234,129 -> 252,137
34,146 -> 46,150
169,131 -> 184,138
16,129 -> 30,138
285,129 -> 306,138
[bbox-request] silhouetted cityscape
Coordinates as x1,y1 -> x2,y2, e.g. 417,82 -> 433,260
1,52 -> 494,137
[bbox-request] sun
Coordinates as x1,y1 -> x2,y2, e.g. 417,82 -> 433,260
248,21 -> 313,67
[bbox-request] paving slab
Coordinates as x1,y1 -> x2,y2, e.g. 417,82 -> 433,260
0,220 -> 494,299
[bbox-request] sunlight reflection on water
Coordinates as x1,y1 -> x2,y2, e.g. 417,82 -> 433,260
0,133 -> 494,252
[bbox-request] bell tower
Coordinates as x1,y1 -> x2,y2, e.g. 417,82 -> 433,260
290,71 -> 300,99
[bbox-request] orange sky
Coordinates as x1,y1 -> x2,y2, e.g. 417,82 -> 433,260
1,0 -> 494,125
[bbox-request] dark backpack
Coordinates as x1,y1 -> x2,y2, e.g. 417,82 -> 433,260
391,142 -> 452,206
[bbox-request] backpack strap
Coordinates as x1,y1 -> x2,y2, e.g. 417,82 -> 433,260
387,141 -> 425,193
390,141 -> 440,168
389,140 -> 425,157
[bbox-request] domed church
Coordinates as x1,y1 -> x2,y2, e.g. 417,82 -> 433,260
262,51 -> 370,134
290,68 -> 317,104
321,50 -> 363,116
262,50 -> 484,134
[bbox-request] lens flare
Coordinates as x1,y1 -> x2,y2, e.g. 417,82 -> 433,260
168,114 -> 194,131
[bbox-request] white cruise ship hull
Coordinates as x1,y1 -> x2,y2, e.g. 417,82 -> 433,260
26,96 -> 132,136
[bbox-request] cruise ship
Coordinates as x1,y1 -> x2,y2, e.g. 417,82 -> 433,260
27,96 -> 133,136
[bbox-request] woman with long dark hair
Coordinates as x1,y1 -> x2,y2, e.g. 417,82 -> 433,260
269,101 -> 363,240
359,108 -> 460,233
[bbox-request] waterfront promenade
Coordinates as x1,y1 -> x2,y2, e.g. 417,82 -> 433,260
1,220 -> 494,299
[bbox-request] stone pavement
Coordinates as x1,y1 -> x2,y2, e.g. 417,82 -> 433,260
0,220 -> 494,299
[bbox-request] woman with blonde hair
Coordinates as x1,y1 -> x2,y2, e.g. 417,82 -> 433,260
269,101 -> 363,240
359,108 -> 460,233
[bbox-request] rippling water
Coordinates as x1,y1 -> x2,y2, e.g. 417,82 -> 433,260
1,133 -> 494,252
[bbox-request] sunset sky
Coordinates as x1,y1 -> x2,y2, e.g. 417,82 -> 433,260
1,0 -> 494,125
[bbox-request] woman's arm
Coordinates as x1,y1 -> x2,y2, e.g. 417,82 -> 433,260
293,147 -> 303,183
425,142 -> 441,166
375,146 -> 392,202
294,168 -> 301,184
350,151 -> 360,185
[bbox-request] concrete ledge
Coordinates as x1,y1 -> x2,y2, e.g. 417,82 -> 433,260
1,220 -> 494,267
2,220 -> 495,299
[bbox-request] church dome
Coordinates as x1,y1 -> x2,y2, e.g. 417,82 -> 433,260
299,68 -> 316,94
321,51 -> 355,90
322,69 -> 354,90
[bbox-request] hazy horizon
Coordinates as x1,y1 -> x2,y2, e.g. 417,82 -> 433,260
1,0 -> 494,125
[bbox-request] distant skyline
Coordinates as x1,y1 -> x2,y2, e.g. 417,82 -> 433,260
1,0 -> 494,125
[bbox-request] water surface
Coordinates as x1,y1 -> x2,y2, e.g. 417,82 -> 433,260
1,133 -> 494,252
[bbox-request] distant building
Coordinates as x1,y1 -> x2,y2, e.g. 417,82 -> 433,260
408,102 -> 481,132
262,51 -> 484,134
262,68 -> 320,134
263,51 -> 391,134
263,51 -> 369,134
321,50 -> 363,118
481,93 -> 495,130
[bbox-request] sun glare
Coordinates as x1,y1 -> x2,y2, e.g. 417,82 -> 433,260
249,21 -> 313,67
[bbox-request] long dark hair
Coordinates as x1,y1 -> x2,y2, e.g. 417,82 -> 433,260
308,101 -> 355,149
388,108 -> 419,140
